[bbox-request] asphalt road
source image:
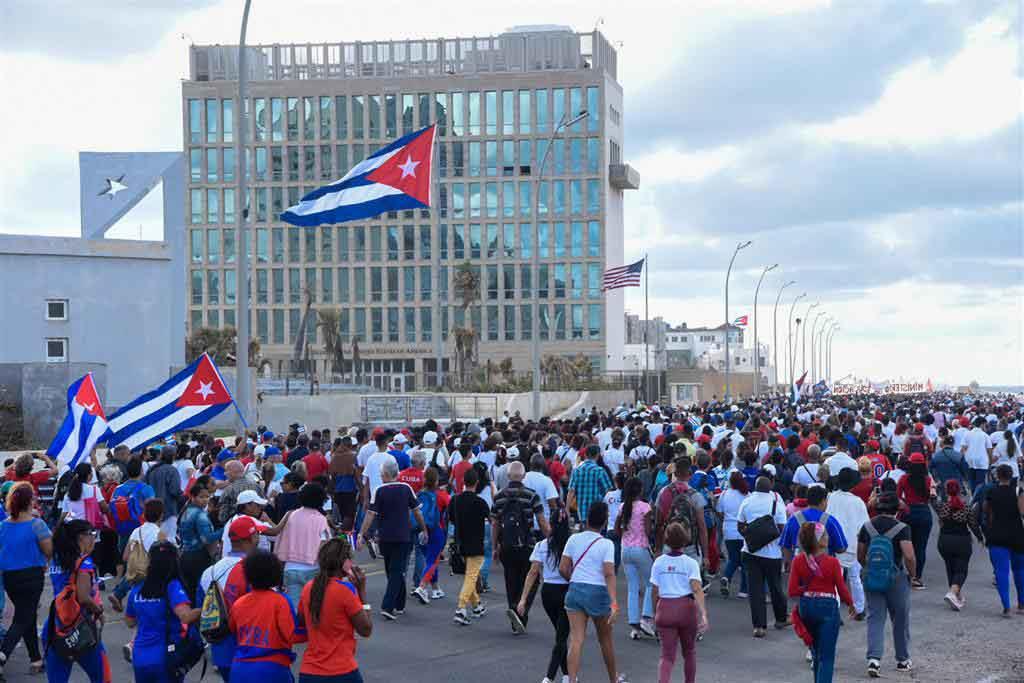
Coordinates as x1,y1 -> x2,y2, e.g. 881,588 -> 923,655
3,528 -> 1023,683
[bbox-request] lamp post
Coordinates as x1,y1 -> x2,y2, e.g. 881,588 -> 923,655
801,301 -> 819,377
772,280 -> 795,393
827,324 -> 840,383
787,292 -> 806,387
532,109 -> 588,421
724,240 -> 752,402
752,263 -> 777,396
809,311 -> 828,382
822,320 -> 837,384
233,0 -> 253,428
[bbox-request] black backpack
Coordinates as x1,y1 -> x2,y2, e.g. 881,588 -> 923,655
499,494 -> 532,549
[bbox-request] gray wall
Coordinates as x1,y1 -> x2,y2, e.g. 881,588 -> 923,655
20,363 -> 108,447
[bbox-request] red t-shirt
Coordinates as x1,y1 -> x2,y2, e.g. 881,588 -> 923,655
228,590 -> 296,668
436,489 -> 451,525
451,461 -> 473,494
865,453 -> 892,481
303,452 -> 329,480
295,578 -> 362,676
397,467 -> 425,494
850,478 -> 875,505
788,553 -> 853,606
546,459 -> 567,492
897,476 -> 932,506
4,469 -> 52,496
797,437 -> 817,460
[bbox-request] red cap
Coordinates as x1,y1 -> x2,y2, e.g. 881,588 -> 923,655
371,426 -> 385,438
908,453 -> 926,465
654,434 -> 665,447
228,516 -> 268,542
959,416 -> 970,427
214,438 -> 225,447
400,428 -> 412,437
914,422 -> 924,433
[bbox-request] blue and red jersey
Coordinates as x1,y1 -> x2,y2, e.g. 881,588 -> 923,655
228,589 -> 297,669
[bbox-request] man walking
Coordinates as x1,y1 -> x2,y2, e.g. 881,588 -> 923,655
827,469 -> 871,618
492,461 -> 550,634
451,467 -> 490,625
567,444 -> 613,527
145,445 -> 183,542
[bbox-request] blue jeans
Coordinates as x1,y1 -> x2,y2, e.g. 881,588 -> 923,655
621,546 -> 653,624
968,469 -> 988,498
284,566 -> 318,606
799,596 -> 840,683
380,540 -> 411,613
988,545 -> 1024,610
481,521 -> 492,586
906,504 -> 932,581
723,539 -> 748,594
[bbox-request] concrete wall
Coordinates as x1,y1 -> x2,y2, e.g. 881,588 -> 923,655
14,363 -> 108,447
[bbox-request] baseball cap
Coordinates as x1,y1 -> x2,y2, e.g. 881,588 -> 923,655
908,453 -> 926,465
236,490 -> 269,506
228,516 -> 268,542
216,449 -> 236,463
393,433 -> 409,445
422,430 -> 438,445
371,427 -> 386,438
261,431 -> 275,442
264,445 -> 282,458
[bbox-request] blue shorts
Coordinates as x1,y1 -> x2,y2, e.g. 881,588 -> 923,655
564,582 -> 612,618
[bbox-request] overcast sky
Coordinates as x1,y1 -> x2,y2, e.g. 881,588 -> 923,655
1,0 -> 1020,386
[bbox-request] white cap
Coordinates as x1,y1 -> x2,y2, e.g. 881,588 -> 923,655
253,444 -> 267,457
347,426 -> 359,437
236,490 -> 269,506
422,430 -> 438,445
393,433 -> 409,445
763,463 -> 777,477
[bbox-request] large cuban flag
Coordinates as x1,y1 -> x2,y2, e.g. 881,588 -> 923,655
104,353 -> 233,451
281,124 -> 436,226
46,373 -> 109,472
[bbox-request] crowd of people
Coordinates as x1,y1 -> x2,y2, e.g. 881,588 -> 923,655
0,391 -> 1020,683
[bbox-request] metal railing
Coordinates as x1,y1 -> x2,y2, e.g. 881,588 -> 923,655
359,395 -> 498,423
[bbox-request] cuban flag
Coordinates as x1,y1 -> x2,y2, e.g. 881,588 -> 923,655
104,353 -> 233,451
46,373 -> 109,472
732,315 -> 748,327
281,125 -> 435,226
791,371 -> 808,405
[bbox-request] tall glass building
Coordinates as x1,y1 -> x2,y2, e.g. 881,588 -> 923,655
182,25 -> 637,390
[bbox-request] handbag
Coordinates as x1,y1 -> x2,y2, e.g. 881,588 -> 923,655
742,494 -> 781,554
165,599 -> 206,679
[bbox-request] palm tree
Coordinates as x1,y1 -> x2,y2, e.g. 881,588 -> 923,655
317,308 -> 345,378
451,261 -> 481,386
292,287 -> 314,376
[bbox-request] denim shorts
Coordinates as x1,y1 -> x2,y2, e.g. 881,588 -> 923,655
565,582 -> 612,618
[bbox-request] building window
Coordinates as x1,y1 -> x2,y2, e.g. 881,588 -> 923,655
46,299 -> 68,321
46,338 -> 68,362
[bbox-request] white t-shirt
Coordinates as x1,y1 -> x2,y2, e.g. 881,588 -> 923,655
963,428 -> 992,470
530,538 -> 568,585
129,522 -> 163,553
825,490 -> 870,568
952,427 -> 970,452
717,488 -> 746,541
992,439 -> 1020,479
824,452 -> 858,476
523,470 -> 558,529
596,428 -> 613,453
174,459 -> 196,487
603,489 -> 622,531
364,452 -> 396,499
629,445 -> 656,465
199,555 -> 243,598
563,530 -> 615,586
603,446 -> 625,477
356,442 -> 378,469
793,463 -> 821,487
736,491 -> 786,559
221,513 -> 271,554
649,552 -> 701,598
59,483 -> 100,521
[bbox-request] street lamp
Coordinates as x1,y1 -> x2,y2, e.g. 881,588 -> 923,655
827,324 -> 840,383
752,263 -> 778,396
787,292 -> 807,387
233,0 -> 253,428
801,301 -> 819,377
820,319 -> 836,384
809,311 -> 828,382
532,109 -> 588,420
772,280 -> 795,393
724,240 -> 752,402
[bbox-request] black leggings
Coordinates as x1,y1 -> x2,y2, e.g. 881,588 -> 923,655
1,566 -> 45,662
937,532 -> 973,588
180,548 -> 213,600
541,582 -> 570,680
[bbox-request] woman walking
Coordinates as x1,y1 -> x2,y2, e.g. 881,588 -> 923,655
412,468 -> 449,604
295,537 -> 373,683
983,464 -> 1024,617
227,551 -> 297,681
615,477 -> 655,639
124,541 -> 201,683
560,501 -> 628,683
897,453 -> 934,589
0,484 -> 53,676
518,508 -> 571,683
275,483 -> 332,606
58,463 -> 104,526
717,471 -> 749,598
788,522 -> 854,683
932,479 -> 984,611
179,483 -> 220,600
650,522 -> 708,683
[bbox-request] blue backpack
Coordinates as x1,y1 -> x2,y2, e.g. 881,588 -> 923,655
862,519 -> 906,592
110,481 -> 146,536
417,490 -> 440,530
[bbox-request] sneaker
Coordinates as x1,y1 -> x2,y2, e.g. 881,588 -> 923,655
507,607 -> 526,634
413,586 -> 431,605
737,591 -> 749,599
366,540 -> 378,560
472,603 -> 488,619
480,583 -> 491,594
431,588 -> 446,600
719,577 -> 730,597
1002,608 -> 1013,618
805,649 -> 813,664
911,578 -> 925,590
394,609 -> 405,615
853,611 -> 866,621
380,609 -> 397,621
639,620 -> 656,638
122,643 -> 133,664
108,594 -> 124,613
453,609 -> 471,626
774,619 -> 792,629
629,627 -> 642,640
752,627 -> 766,638
867,658 -> 881,678
896,659 -> 913,672
944,591 -> 960,611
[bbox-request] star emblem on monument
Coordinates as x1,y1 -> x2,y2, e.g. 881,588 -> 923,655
397,155 -> 420,179
98,174 -> 128,199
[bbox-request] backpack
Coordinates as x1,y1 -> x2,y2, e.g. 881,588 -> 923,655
47,558 -> 100,662
689,473 -> 717,530
110,482 -> 146,536
661,484 -> 697,547
906,436 -> 926,457
417,490 -> 440,530
794,510 -> 831,554
125,527 -> 166,582
862,519 -> 907,592
199,565 -> 233,643
499,494 -> 532,549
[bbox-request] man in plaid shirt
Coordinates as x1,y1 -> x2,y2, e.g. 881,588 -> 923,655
567,444 -> 613,525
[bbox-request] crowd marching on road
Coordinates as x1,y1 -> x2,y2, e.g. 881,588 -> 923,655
0,391 -> 1021,683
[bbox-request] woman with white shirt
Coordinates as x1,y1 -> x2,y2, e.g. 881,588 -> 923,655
992,430 -> 1021,481
518,508 -> 572,683
651,522 -> 708,683
59,462 -> 104,526
717,471 -> 749,599
559,501 -> 628,683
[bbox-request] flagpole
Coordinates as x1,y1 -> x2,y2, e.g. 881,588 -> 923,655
233,0 -> 253,431
431,127 -> 443,391
643,253 -> 649,403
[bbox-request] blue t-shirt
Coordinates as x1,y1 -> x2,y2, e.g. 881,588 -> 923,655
0,518 -> 51,571
388,449 -> 411,470
127,579 -> 192,670
114,480 -> 156,503
779,508 -> 849,556
211,465 -> 227,482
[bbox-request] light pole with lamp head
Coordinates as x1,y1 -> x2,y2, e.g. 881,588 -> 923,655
532,109 -> 588,421
772,280 -> 795,394
827,324 -> 840,383
752,263 -> 777,396
809,311 -> 827,382
801,301 -> 819,377
724,240 -> 752,402
233,0 -> 253,428
820,319 -> 836,385
787,292 -> 806,387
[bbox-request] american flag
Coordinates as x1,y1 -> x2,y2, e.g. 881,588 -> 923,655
602,258 -> 644,291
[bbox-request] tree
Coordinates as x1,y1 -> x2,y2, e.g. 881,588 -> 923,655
186,327 -> 260,367
968,380 -> 980,393
498,357 -> 515,383
317,308 -> 345,377
451,261 -> 481,386
292,287 -> 315,375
